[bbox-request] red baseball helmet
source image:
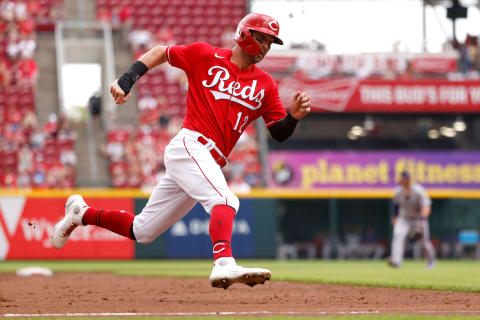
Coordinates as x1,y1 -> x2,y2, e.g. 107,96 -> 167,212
234,13 -> 284,56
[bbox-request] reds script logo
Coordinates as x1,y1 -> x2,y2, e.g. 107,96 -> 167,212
202,66 -> 265,110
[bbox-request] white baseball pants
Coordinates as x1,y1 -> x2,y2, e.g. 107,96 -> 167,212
132,128 -> 239,244
391,217 -> 436,266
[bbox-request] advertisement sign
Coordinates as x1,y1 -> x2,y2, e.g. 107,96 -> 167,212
166,201 -> 254,258
0,197 -> 134,260
269,151 -> 480,189
261,53 -> 457,75
278,78 -> 480,113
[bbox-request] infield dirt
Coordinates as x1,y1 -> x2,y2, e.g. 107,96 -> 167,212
1,273 -> 479,315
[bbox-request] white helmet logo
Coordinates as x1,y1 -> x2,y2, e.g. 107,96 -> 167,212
268,21 -> 278,31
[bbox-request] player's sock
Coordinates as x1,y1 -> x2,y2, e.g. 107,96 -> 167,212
209,204 -> 235,261
82,208 -> 136,240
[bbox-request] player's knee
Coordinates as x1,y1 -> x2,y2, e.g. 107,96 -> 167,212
132,219 -> 159,244
133,228 -> 156,244
206,192 -> 239,214
226,192 -> 240,213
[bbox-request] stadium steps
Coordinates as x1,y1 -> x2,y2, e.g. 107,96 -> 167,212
65,0 -> 97,20
111,30 -> 138,127
61,0 -> 110,187
35,31 -> 59,125
71,119 -> 111,187
35,29 -> 111,187
62,45 -> 111,187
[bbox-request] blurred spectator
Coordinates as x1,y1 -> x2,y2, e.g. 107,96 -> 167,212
22,111 -> 37,127
138,93 -> 160,124
57,113 -> 77,141
0,18 -> 7,40
110,5 -> 133,31
16,57 -> 38,87
17,15 -> 35,35
109,7 -> 121,30
88,91 -> 102,118
361,227 -> 385,259
127,158 -> 142,188
1,1 -> 15,22
153,27 -> 175,46
3,168 -> 17,188
6,29 -> 20,60
49,0 -> 65,21
452,39 -> 471,74
26,0 -> 40,18
337,225 -> 363,259
17,143 -> 33,173
59,148 -> 76,167
32,165 -> 46,188
394,60 -> 414,81
45,162 -> 63,188
43,113 -> 58,136
128,29 -> 151,51
0,57 -> 11,85
4,122 -> 25,144
30,127 -> 45,149
104,139 -> 125,162
229,172 -> 251,193
14,1 -> 27,21
96,7 -> 110,24
221,26 -> 235,48
16,170 -> 31,188
118,6 -> 133,29
465,35 -> 479,74
166,116 -> 182,136
110,162 -> 127,187
18,33 -> 36,59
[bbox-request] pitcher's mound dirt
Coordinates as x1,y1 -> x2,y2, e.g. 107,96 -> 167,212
1,273 -> 479,315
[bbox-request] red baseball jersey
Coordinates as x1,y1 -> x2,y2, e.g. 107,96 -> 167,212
166,42 -> 287,157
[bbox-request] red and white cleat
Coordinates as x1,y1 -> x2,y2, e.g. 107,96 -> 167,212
50,194 -> 88,249
209,257 -> 271,289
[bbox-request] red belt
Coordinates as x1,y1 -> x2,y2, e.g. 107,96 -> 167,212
197,136 -> 227,168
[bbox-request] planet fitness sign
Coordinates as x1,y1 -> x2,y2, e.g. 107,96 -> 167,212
269,151 -> 480,189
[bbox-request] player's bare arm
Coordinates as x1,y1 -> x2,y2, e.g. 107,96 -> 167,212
137,45 -> 168,69
110,45 -> 168,105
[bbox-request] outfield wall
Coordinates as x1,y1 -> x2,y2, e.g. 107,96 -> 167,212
0,189 -> 478,260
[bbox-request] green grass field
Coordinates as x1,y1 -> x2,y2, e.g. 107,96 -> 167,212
2,259 -> 479,319
1,259 -> 479,292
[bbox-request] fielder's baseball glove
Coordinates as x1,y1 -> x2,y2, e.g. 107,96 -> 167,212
408,221 -> 424,240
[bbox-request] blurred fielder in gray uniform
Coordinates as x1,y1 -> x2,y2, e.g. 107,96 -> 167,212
389,171 -> 436,269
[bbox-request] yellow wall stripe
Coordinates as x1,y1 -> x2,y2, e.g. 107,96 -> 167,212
0,188 -> 479,199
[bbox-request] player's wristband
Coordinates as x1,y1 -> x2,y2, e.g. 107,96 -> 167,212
117,61 -> 148,95
268,113 -> 298,143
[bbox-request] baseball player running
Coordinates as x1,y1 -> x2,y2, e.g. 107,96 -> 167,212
389,171 -> 436,269
51,13 -> 311,289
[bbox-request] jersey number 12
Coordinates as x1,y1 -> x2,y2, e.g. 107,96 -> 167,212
233,111 -> 248,133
